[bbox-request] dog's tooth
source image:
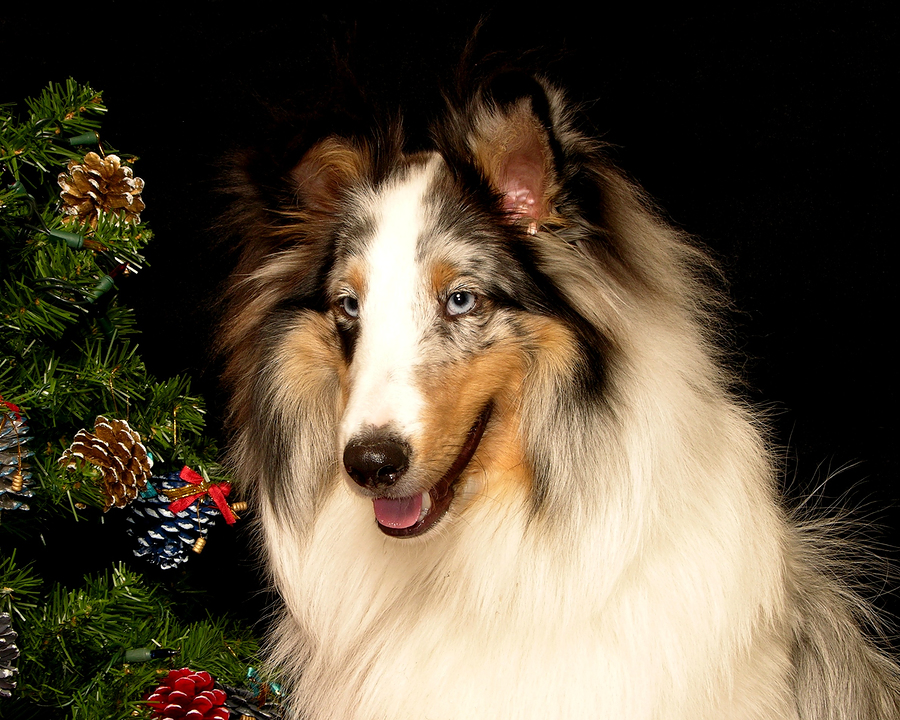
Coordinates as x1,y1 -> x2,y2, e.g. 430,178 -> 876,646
419,491 -> 432,521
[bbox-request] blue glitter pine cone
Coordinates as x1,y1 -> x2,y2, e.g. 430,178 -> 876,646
125,472 -> 224,570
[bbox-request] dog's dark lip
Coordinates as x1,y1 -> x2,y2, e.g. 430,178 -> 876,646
377,404 -> 492,538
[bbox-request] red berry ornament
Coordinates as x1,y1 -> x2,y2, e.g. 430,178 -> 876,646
147,668 -> 229,719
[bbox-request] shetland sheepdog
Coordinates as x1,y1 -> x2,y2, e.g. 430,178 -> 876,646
219,70 -> 900,719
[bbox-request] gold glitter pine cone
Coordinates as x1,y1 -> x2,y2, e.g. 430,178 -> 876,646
60,416 -> 152,511
58,152 -> 145,227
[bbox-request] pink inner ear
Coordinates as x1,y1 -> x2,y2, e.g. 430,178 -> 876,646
499,152 -> 546,222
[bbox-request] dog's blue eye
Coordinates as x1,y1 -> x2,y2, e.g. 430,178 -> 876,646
339,296 -> 359,318
446,291 -> 476,316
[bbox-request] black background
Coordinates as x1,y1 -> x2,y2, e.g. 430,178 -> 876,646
3,3 -> 898,620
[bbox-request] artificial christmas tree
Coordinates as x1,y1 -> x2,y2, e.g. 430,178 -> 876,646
1,80 -> 279,719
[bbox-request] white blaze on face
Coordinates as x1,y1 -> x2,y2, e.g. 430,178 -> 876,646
338,160 -> 439,450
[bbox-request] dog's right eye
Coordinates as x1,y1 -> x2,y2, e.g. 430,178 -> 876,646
338,296 -> 359,318
446,291 -> 477,317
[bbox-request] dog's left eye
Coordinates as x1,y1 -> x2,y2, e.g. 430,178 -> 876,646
446,291 -> 477,316
338,296 -> 360,318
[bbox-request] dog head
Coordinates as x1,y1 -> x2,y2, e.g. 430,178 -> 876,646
221,71 -> 709,539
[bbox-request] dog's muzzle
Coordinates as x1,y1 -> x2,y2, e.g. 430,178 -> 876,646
342,406 -> 491,538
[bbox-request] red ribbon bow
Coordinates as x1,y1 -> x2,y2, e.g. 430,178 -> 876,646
1,398 -> 23,421
167,466 -> 236,525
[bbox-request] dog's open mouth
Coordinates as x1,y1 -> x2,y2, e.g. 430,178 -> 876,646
373,405 -> 492,538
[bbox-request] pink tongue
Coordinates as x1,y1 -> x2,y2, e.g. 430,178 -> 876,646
373,494 -> 423,529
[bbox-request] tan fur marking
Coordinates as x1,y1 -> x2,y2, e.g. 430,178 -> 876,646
429,262 -> 461,299
273,312 -> 345,402
521,314 -> 582,382
266,315 -> 346,478
342,260 -> 369,302
413,314 -> 579,508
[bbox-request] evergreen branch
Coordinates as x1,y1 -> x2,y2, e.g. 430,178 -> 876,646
1,80 -> 106,181
1,276 -> 85,337
12,564 -> 261,718
175,615 -> 260,683
140,376 -> 212,468
16,565 -> 169,707
29,449 -> 105,514
7,333 -> 148,429
0,550 -> 42,617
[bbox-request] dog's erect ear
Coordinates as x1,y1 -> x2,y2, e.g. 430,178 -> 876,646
471,73 -> 559,226
289,137 -> 369,214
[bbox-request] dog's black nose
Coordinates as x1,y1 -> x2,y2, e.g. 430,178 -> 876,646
343,435 -> 410,490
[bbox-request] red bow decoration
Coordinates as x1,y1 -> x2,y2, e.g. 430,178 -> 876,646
166,466 -> 236,525
1,398 -> 23,420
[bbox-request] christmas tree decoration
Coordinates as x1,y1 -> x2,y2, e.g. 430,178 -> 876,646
221,684 -> 282,720
0,407 -> 34,512
220,666 -> 283,719
0,612 -> 19,698
244,667 -> 282,700
146,667 -> 229,720
165,466 -> 237,525
59,415 -> 153,510
58,151 -> 145,227
126,471 -> 227,570
123,646 -> 177,663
